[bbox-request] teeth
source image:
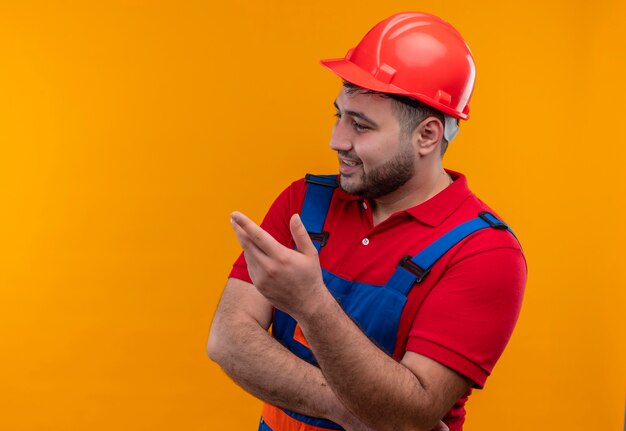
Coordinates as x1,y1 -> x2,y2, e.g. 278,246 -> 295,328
343,159 -> 358,166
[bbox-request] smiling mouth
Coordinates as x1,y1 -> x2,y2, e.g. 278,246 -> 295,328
338,157 -> 362,176
339,155 -> 362,166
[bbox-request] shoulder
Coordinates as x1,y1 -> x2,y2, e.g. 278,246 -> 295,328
433,190 -> 527,288
450,189 -> 524,255
260,175 -> 338,244
439,194 -> 528,319
265,177 -> 308,215
279,176 -> 308,200
277,174 -> 344,213
274,174 -> 339,202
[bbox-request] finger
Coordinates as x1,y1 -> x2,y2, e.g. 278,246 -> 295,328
230,211 -> 281,256
231,216 -> 266,256
231,218 -> 272,266
231,215 -> 256,250
289,213 -> 317,256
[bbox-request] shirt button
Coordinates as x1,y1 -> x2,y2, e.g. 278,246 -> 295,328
362,238 -> 370,246
362,201 -> 368,210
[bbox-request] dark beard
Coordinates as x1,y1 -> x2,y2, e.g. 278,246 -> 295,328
338,143 -> 414,199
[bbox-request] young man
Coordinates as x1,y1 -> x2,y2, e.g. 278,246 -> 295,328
208,12 -> 526,431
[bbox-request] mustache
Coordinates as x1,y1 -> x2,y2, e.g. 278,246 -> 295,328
337,151 -> 361,162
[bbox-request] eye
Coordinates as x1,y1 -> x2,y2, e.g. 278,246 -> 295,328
352,121 -> 370,132
333,112 -> 370,132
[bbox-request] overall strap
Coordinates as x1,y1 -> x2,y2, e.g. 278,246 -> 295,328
387,212 -> 516,360
301,174 -> 338,252
386,212 -> 516,296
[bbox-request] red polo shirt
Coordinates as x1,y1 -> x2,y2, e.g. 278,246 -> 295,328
230,171 -> 526,427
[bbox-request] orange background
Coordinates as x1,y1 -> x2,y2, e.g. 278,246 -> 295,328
1,1 -> 624,430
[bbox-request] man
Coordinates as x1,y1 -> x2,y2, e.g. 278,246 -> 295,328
208,12 -> 526,431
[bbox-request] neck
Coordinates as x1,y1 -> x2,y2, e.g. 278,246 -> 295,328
371,164 -> 450,226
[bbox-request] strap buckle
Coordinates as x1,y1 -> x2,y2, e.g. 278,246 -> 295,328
478,212 -> 508,230
399,256 -> 430,283
305,174 -> 338,188
308,231 -> 329,247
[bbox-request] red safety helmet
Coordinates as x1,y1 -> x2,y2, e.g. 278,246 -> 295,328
321,12 -> 476,120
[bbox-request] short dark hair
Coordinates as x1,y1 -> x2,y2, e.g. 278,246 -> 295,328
342,81 -> 451,155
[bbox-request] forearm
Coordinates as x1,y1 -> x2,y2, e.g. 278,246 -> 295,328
228,213 -> 468,430
209,311 -> 370,429
298,294 -> 444,431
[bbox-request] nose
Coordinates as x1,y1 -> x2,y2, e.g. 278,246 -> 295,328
329,120 -> 353,152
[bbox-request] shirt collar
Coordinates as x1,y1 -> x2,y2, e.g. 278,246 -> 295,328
404,170 -> 472,227
335,169 -> 472,227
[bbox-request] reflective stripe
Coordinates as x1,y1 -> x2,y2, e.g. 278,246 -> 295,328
293,323 -> 310,348
261,404 -> 342,431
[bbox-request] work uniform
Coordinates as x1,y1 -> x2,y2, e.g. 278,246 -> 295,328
230,170 -> 526,431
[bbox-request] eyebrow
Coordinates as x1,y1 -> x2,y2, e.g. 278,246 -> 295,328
333,101 -> 379,128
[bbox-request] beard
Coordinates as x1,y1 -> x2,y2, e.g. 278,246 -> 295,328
338,139 -> 414,200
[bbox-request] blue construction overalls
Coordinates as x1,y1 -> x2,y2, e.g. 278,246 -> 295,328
259,174 -> 516,431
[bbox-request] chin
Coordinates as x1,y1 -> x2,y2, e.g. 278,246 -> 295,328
339,176 -> 363,196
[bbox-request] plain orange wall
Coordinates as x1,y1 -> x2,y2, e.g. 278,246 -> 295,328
1,1 -> 624,430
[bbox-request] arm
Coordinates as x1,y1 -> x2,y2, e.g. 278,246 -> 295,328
207,277 -> 374,430
298,292 -> 471,431
230,211 -> 471,431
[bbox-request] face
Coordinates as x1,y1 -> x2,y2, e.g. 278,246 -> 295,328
330,88 -> 415,200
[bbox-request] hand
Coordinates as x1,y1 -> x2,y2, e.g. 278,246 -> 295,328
230,211 -> 328,318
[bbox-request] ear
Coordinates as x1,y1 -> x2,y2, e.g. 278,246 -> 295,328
414,117 -> 444,157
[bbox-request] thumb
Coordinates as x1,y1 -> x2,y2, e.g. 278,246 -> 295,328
289,213 -> 317,256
